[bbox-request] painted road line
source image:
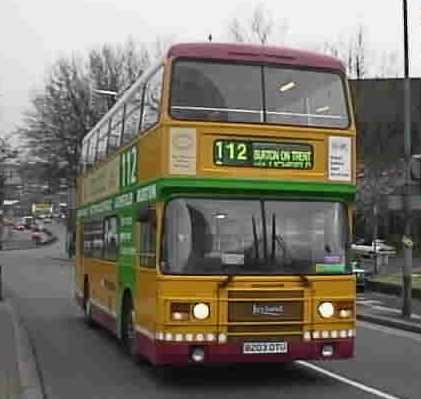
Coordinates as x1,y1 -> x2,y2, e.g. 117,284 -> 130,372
358,320 -> 421,343
297,361 -> 402,399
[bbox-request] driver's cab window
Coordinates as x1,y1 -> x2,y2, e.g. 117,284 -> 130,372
137,207 -> 157,268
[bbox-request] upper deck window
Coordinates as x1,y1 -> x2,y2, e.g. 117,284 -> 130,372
265,66 -> 348,128
170,60 -> 349,129
171,61 -> 263,123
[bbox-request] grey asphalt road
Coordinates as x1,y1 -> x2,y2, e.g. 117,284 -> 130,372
1,225 -> 420,399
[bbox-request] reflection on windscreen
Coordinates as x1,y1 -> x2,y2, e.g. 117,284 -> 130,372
170,60 -> 349,128
162,198 -> 349,275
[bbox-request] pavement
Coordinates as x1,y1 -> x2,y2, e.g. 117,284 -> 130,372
356,253 -> 421,333
0,301 -> 20,398
357,290 -> 421,334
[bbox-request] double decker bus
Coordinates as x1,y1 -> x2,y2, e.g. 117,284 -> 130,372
75,43 -> 356,365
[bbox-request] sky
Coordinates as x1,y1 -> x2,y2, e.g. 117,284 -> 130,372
1,0 -> 421,140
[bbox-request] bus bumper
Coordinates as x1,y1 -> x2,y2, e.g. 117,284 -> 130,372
136,334 -> 354,366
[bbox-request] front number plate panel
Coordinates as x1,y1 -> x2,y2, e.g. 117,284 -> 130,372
242,341 -> 288,354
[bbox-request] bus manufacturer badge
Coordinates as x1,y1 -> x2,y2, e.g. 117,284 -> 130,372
252,304 -> 284,317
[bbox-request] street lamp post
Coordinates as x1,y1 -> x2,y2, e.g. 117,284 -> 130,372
402,0 -> 413,318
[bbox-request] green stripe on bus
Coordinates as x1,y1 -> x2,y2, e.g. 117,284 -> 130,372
77,177 -> 356,219
156,177 -> 356,199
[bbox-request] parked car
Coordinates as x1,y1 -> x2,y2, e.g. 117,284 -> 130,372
37,222 -> 46,231
14,218 -> 25,231
351,239 -> 396,256
31,231 -> 42,246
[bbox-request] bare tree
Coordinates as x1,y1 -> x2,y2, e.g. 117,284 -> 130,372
228,4 -> 287,45
152,36 -> 173,60
20,55 -> 91,186
250,5 -> 272,45
377,51 -> 400,78
347,24 -> 366,79
229,18 -> 246,43
89,39 -> 150,120
322,24 -> 367,79
17,39 -> 152,189
0,136 -> 17,249
0,136 -> 16,163
356,124 -> 403,227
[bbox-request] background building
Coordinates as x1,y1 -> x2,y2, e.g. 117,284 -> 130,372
350,78 -> 421,246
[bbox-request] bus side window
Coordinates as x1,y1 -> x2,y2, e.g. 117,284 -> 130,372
108,107 -> 124,153
81,139 -> 88,172
83,220 -> 103,258
77,225 -> 83,257
82,223 -> 91,257
88,130 -> 99,166
141,67 -> 163,133
137,207 -> 156,268
104,216 -> 119,260
121,86 -> 143,145
96,122 -> 110,161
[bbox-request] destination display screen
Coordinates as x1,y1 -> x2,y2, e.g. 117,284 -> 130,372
214,140 -> 313,169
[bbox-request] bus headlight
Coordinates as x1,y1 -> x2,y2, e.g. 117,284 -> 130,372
318,302 -> 335,318
192,303 -> 210,320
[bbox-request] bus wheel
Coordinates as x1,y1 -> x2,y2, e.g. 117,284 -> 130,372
83,279 -> 94,327
122,296 -> 138,359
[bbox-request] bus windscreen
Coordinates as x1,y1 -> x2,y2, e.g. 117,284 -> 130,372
162,198 -> 350,276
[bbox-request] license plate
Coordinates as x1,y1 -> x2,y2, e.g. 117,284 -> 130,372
243,342 -> 288,354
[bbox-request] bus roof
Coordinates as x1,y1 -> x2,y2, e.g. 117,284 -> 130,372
167,42 -> 345,72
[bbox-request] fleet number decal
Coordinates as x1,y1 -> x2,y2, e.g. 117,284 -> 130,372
120,145 -> 138,188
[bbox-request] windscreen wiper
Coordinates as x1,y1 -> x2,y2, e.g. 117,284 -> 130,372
260,202 -> 268,261
252,215 -> 259,260
219,265 -> 236,288
271,213 -> 287,260
298,273 -> 312,288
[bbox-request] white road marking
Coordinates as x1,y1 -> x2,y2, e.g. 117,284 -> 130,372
297,361 -> 402,399
357,320 -> 421,343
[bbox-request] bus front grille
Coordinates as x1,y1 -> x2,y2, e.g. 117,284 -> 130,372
226,289 -> 305,341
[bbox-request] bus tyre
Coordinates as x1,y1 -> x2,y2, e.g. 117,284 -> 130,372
122,297 -> 138,360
